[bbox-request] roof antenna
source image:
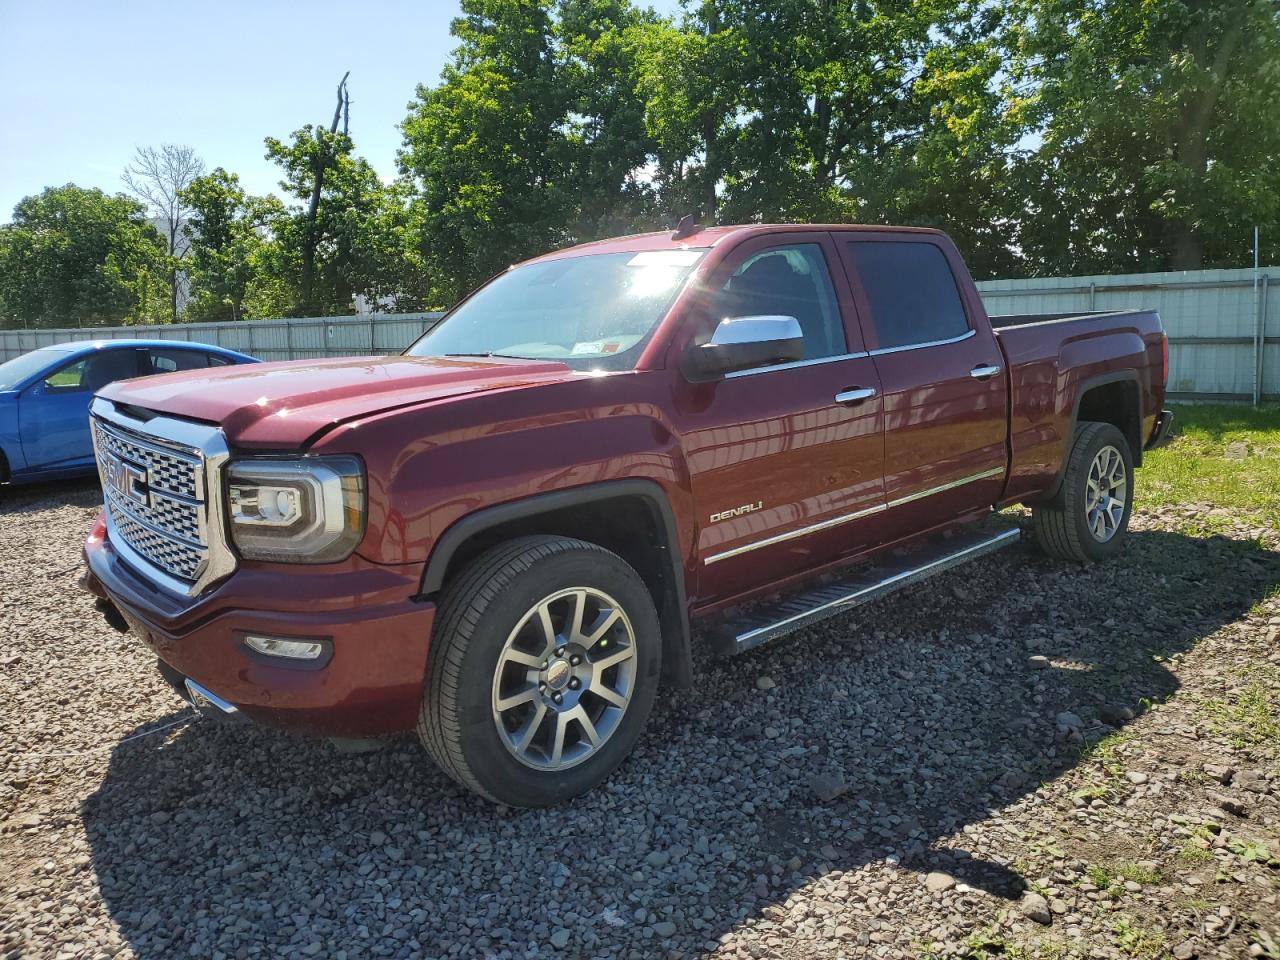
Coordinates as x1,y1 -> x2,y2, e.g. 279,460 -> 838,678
671,214 -> 701,241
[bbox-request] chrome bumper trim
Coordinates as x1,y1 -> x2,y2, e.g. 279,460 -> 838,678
184,678 -> 241,717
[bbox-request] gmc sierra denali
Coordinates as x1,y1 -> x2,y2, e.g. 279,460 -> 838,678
81,224 -> 1173,806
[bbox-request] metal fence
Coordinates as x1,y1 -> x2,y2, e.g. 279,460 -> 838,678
977,267 -> 1277,402
0,313 -> 444,364
2,266 -> 1276,401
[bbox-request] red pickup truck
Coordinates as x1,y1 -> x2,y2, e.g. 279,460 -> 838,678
82,224 -> 1172,806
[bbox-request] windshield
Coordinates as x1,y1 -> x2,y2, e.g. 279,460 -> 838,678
407,249 -> 706,370
0,348 -> 71,390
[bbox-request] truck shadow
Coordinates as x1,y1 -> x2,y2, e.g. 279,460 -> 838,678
81,525 -> 1280,959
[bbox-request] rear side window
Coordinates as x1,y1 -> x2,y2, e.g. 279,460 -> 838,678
148,348 -> 210,373
846,242 -> 969,350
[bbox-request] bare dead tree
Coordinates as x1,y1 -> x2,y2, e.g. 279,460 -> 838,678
123,144 -> 206,323
300,72 -> 351,313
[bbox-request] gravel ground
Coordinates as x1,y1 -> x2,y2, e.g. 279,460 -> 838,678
1,479 -> 1278,960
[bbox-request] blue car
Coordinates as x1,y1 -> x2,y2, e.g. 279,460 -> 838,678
0,340 -> 258,486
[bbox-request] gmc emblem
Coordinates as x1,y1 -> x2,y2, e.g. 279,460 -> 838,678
104,452 -> 150,508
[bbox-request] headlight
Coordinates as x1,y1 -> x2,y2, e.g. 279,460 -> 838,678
226,456 -> 365,563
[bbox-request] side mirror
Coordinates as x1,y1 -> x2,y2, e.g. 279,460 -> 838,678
683,315 -> 805,380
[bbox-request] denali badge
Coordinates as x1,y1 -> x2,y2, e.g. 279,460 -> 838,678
103,452 -> 150,508
709,501 -> 763,523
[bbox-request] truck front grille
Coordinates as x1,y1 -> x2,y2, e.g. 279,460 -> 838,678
91,408 -> 233,594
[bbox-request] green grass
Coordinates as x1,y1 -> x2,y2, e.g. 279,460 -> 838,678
1109,914 -> 1165,958
1177,837 -> 1213,863
1198,667 -> 1280,752
1139,403 -> 1280,523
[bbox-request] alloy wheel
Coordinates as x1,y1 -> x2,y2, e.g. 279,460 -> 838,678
1084,444 -> 1127,542
490,587 -> 637,770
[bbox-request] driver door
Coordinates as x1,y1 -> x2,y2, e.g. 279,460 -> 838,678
667,232 -> 885,607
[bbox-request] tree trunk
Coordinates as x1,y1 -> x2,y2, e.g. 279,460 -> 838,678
1167,4 -> 1243,270
169,220 -> 180,323
302,72 -> 350,314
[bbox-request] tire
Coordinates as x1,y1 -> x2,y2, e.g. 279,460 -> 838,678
1032,422 -> 1135,563
418,535 -> 662,807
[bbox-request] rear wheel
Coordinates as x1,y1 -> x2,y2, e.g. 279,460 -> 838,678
1032,422 -> 1134,563
418,535 -> 661,806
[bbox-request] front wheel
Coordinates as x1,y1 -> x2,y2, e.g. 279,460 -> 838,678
1032,421 -> 1135,563
418,536 -> 661,806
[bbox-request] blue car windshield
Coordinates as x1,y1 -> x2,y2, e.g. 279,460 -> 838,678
0,349 -> 71,390
407,249 -> 706,371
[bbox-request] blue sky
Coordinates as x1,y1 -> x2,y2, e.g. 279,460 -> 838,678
0,0 -> 682,220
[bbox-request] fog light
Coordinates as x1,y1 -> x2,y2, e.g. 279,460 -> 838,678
243,633 -> 326,661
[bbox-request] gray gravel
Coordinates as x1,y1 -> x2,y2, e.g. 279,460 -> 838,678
1,480 -> 1278,960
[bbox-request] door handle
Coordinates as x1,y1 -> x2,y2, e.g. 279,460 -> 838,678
969,364 -> 1002,380
835,387 -> 877,405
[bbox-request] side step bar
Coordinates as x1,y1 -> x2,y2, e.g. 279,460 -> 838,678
716,522 -> 1022,654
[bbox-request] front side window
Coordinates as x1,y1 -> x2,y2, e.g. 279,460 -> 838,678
407,249 -> 706,371
45,350 -> 140,392
710,243 -> 846,360
845,241 -> 970,350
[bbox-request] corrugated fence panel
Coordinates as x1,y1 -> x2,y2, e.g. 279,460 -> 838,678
4,270 -> 1278,399
978,267 -> 1278,400
0,313 -> 444,365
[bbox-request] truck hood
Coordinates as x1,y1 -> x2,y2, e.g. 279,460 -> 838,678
97,355 -> 579,447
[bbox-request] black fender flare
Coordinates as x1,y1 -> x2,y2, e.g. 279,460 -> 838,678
418,479 -> 693,687
1044,370 -> 1143,502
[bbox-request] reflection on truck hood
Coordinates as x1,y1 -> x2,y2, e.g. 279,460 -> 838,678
96,354 -> 579,448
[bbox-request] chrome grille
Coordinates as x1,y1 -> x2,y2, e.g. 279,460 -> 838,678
93,416 -> 209,586
106,501 -> 205,580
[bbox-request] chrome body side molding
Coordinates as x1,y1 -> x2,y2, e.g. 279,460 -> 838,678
704,467 -> 1005,565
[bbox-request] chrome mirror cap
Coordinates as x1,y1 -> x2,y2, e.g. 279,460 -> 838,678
709,314 -> 803,345
683,314 -> 806,381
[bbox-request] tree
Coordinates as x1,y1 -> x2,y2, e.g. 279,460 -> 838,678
400,0 -> 667,305
1009,0 -> 1280,273
401,1 -> 575,305
180,168 -> 289,321
265,72 -> 408,314
0,185 -> 169,329
123,144 -> 206,321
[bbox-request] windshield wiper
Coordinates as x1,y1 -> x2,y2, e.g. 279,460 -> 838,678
443,352 -> 523,360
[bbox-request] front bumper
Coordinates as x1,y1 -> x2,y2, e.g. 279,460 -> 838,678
1145,409 -> 1175,450
82,512 -> 436,737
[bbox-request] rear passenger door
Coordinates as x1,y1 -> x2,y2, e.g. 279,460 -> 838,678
837,233 -> 1007,540
671,232 -> 885,606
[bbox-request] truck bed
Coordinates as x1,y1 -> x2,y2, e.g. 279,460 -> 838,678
988,309 -> 1148,330
988,308 -> 1166,506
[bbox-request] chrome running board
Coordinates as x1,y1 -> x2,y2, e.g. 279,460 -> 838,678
717,521 -> 1022,654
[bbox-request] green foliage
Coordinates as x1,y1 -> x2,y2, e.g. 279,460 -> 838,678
0,185 -> 169,329
1109,914 -> 1164,958
1008,0 -> 1280,273
181,168 -> 290,322
265,124 -> 409,315
400,0 -> 566,304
